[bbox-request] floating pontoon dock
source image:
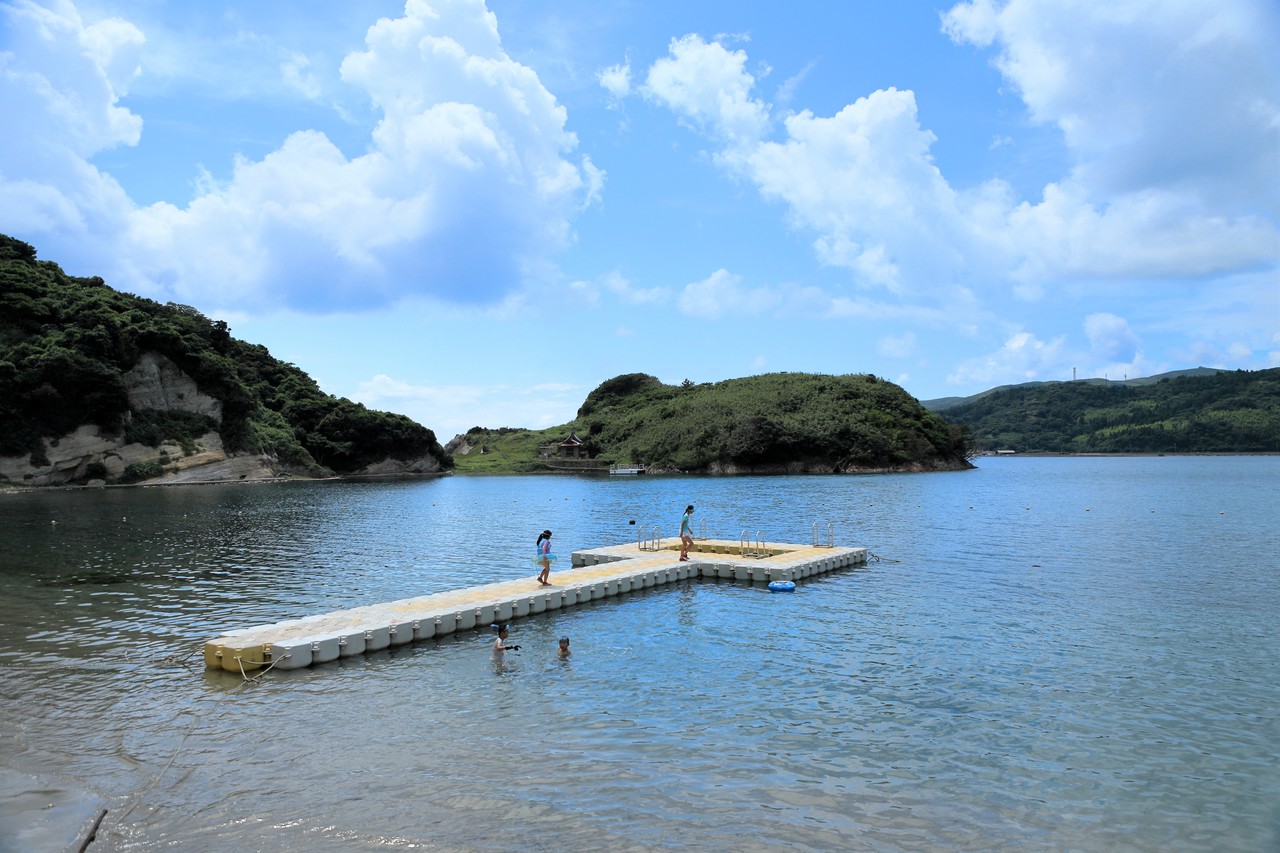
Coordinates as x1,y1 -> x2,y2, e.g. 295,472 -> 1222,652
204,539 -> 867,674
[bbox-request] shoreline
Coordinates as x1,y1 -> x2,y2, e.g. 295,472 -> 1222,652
973,451 -> 1280,458
5,451 -> 1277,494
0,470 -> 449,496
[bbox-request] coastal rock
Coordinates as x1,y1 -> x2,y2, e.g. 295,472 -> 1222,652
0,426 -> 236,486
141,453 -> 281,484
0,352 -> 236,486
122,352 -> 223,421
352,455 -> 445,476
444,434 -> 473,456
0,424 -> 120,485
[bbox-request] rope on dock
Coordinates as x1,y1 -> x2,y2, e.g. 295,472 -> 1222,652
236,654 -> 288,682
867,551 -> 902,563
157,644 -> 204,666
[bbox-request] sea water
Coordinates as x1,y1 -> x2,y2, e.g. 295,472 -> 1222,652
0,457 -> 1277,851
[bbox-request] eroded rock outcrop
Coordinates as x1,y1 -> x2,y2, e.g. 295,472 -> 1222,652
352,455 -> 446,476
443,434 -> 474,456
0,354 -> 272,486
123,352 -> 223,421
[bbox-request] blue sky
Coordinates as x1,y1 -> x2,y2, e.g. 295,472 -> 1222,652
3,0 -> 1278,439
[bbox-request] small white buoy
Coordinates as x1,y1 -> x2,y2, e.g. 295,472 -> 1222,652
50,519 -> 57,525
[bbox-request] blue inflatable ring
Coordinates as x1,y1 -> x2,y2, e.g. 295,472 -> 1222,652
767,580 -> 796,592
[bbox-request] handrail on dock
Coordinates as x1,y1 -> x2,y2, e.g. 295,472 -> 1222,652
739,529 -> 769,558
638,523 -> 662,551
811,521 -> 835,548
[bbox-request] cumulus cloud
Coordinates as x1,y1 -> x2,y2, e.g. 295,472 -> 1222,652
1083,312 -> 1140,362
677,269 -> 776,318
0,1 -> 142,257
0,0 -> 603,311
642,34 -> 770,149
596,59 -> 631,102
636,3 -> 1278,307
943,0 -> 1280,210
944,0 -> 1280,271
946,331 -> 1069,386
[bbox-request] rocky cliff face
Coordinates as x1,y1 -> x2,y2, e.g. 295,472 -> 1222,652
443,434 -> 475,456
0,352 -> 273,487
123,352 -> 223,420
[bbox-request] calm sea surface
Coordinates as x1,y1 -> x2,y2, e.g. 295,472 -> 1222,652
1,457 -> 1277,852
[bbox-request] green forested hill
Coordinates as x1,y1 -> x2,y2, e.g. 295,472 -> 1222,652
0,234 -> 449,478
453,372 -> 973,473
920,367 -> 1228,411
941,369 -> 1280,453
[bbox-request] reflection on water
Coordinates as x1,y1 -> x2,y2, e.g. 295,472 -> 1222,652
1,460 -> 1278,852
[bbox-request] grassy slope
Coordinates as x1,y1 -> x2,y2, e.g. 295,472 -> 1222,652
452,372 -> 971,474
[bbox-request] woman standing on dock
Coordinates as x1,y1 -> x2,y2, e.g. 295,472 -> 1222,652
679,506 -> 694,561
535,529 -> 554,585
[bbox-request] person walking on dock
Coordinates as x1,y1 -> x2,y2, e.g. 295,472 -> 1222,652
535,529 -> 554,585
679,505 -> 695,561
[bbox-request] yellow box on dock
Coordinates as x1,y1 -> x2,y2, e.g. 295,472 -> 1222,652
204,640 -> 268,673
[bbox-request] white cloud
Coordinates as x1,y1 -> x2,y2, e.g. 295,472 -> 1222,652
562,270 -> 668,309
601,269 -> 668,304
677,269 -> 775,318
0,1 -> 142,269
774,59 -> 817,108
1083,312 -> 1140,362
674,268 -> 844,319
0,0 -> 603,312
943,0 -> 1280,210
596,59 -> 631,102
946,331 -> 1069,386
354,373 -> 581,438
944,0 -> 1280,279
640,6 -> 1279,306
642,34 -> 770,149
876,331 -> 918,359
280,51 -> 322,100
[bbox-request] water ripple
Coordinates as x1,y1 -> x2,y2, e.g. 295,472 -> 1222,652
1,461 -> 1277,851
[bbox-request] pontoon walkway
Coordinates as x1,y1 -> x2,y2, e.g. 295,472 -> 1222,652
204,539 -> 867,674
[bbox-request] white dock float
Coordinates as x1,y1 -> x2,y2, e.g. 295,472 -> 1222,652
203,539 -> 867,673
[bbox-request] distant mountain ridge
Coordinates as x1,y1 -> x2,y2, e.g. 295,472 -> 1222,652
934,367 -> 1279,453
920,367 -> 1229,412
